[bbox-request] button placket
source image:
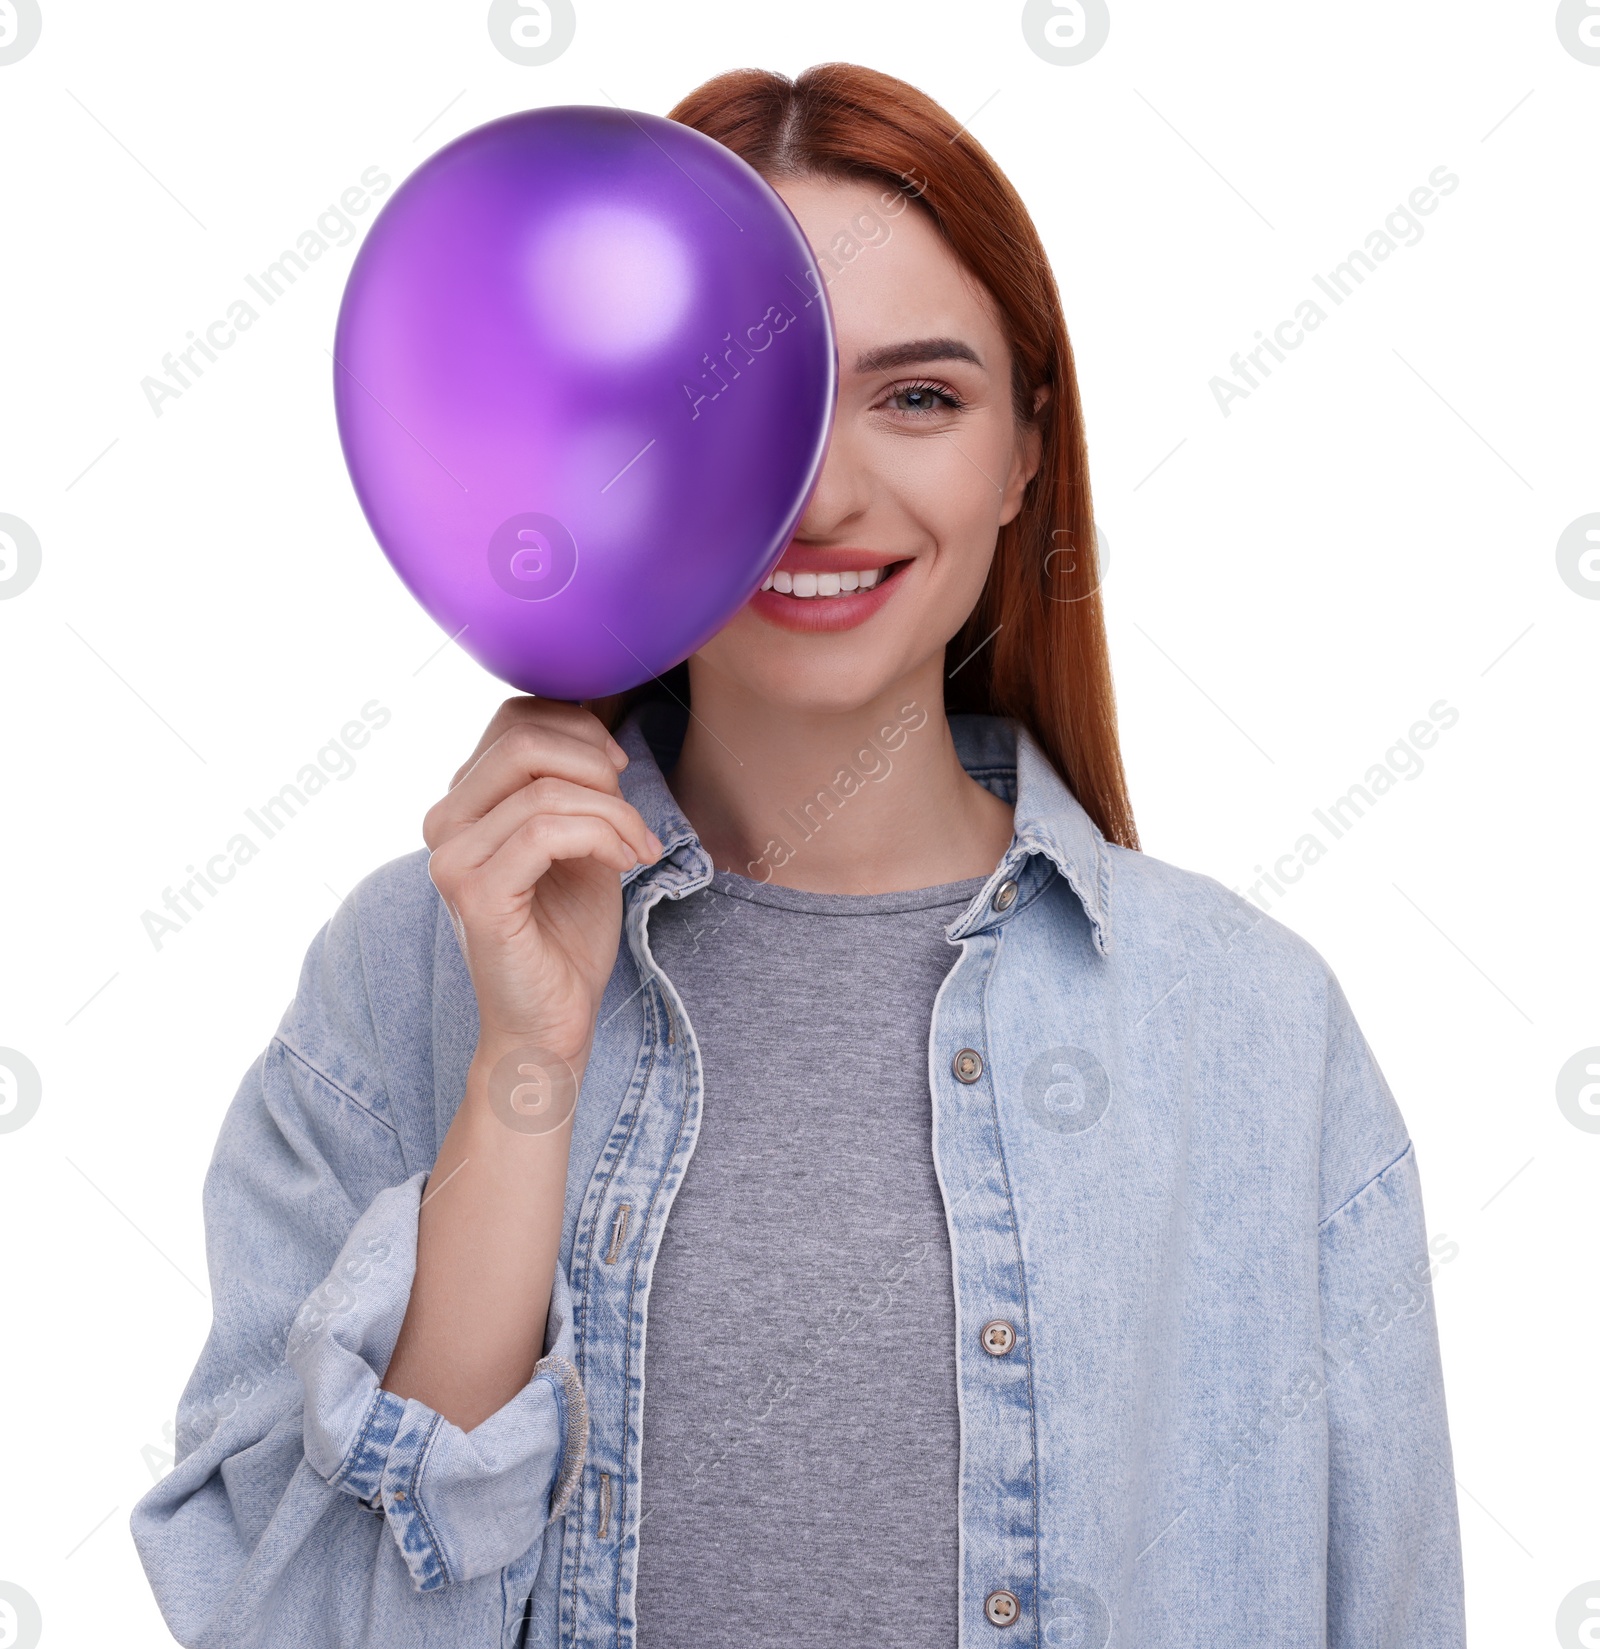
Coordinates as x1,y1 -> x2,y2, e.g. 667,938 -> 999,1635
558,878 -> 710,1643
927,927 -> 1040,1646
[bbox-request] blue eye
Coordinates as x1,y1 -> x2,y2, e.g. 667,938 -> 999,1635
885,380 -> 964,415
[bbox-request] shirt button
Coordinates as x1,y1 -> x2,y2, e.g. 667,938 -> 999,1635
980,1319 -> 1016,1356
991,878 -> 1018,912
952,1048 -> 984,1084
984,1589 -> 1021,1627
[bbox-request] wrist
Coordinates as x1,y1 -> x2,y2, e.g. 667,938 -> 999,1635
472,1016 -> 592,1073
467,1036 -> 585,1141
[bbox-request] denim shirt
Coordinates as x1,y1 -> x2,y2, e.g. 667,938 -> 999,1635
131,706 -> 1465,1647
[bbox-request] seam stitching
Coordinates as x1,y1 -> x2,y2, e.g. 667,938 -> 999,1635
408,1410 -> 450,1587
1319,1139 -> 1415,1229
274,1037 -> 400,1138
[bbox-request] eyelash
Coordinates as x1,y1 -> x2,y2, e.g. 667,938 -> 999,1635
879,378 -> 967,416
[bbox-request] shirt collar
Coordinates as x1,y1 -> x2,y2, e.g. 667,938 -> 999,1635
614,700 -> 1114,955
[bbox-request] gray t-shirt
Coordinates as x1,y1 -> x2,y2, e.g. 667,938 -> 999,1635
634,867 -> 988,1647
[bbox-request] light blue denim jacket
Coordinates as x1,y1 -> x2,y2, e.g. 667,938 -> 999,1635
131,705 -> 1465,1647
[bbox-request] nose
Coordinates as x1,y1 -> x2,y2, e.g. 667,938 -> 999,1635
793,405 -> 872,541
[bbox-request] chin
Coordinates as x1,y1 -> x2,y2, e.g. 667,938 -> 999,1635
697,621 -> 933,722
736,661 -> 903,718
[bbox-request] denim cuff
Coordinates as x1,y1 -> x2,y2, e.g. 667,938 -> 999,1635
288,1172 -> 588,1592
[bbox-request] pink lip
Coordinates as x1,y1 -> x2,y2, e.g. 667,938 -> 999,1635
748,551 -> 910,634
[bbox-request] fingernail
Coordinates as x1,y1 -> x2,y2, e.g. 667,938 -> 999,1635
647,831 -> 664,856
606,737 -> 628,769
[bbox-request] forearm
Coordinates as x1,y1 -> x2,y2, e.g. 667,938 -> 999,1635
383,1036 -> 582,1430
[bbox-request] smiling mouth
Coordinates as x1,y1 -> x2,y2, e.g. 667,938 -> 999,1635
760,560 -> 910,599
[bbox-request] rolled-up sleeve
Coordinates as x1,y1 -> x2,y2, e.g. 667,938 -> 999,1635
292,1173 -> 587,1593
130,874 -> 586,1646
1317,974 -> 1465,1647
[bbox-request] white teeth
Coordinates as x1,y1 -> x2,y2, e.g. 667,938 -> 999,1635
764,564 -> 896,597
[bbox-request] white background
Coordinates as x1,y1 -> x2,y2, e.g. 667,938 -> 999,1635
1,2 -> 1595,1643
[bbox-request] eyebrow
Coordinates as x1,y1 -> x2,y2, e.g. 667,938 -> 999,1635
852,337 -> 984,375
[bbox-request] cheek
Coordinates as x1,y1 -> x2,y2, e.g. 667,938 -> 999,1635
873,417 -> 1017,544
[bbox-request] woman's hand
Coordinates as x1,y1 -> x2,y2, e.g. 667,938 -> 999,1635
423,697 -> 663,1067
385,699 -> 661,1429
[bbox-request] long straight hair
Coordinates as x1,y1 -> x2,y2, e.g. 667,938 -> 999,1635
588,62 -> 1139,851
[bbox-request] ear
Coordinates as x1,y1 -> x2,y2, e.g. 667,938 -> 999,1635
999,384 -> 1051,527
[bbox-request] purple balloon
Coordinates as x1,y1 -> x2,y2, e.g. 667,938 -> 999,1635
334,105 -> 836,698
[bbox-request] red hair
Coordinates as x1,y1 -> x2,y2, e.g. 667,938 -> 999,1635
591,62 -> 1138,851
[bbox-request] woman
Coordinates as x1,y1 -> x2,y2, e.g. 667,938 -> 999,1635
132,63 -> 1465,1648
